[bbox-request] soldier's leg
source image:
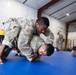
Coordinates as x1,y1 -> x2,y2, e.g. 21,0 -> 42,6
1,26 -> 21,60
13,38 -> 21,56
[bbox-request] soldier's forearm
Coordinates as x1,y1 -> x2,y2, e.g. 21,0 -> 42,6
28,57 -> 37,62
28,56 -> 39,62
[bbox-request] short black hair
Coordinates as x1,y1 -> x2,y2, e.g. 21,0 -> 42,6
2,22 -> 5,25
72,46 -> 76,51
36,17 -> 49,27
46,44 -> 54,56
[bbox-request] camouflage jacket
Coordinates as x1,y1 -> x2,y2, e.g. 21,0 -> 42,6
3,17 -> 54,60
57,33 -> 63,44
30,35 -> 45,60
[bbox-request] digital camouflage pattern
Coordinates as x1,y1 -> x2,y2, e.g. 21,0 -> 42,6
57,33 -> 63,51
3,17 -> 54,59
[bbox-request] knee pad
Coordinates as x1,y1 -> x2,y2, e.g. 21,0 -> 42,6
1,46 -> 12,60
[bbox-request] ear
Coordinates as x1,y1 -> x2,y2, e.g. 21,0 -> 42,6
36,23 -> 39,28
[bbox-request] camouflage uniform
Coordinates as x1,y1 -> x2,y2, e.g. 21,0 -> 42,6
2,17 -> 54,60
57,33 -> 63,51
30,35 -> 45,60
45,29 -> 54,45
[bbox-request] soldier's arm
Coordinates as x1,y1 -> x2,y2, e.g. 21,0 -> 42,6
28,58 -> 40,62
28,54 -> 41,62
28,57 -> 37,62
43,28 -> 54,43
17,25 -> 35,61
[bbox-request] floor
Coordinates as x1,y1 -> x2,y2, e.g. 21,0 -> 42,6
0,51 -> 76,75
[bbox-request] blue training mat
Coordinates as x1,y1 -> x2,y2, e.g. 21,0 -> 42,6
0,51 -> 76,75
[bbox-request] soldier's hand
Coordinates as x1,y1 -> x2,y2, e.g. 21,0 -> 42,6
0,58 -> 3,64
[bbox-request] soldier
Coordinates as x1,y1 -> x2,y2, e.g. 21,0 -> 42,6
57,32 -> 64,51
20,35 -> 54,61
0,17 -> 54,64
71,46 -> 76,56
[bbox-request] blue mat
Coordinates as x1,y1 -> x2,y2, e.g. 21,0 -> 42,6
0,51 -> 76,75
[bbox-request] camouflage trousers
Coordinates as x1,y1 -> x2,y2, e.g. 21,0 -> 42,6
2,22 -> 21,48
57,43 -> 63,51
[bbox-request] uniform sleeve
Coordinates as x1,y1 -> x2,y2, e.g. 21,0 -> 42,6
43,28 -> 54,44
17,22 -> 36,60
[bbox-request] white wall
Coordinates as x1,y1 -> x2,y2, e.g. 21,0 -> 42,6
41,13 -> 66,47
0,0 -> 37,29
68,24 -> 76,46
